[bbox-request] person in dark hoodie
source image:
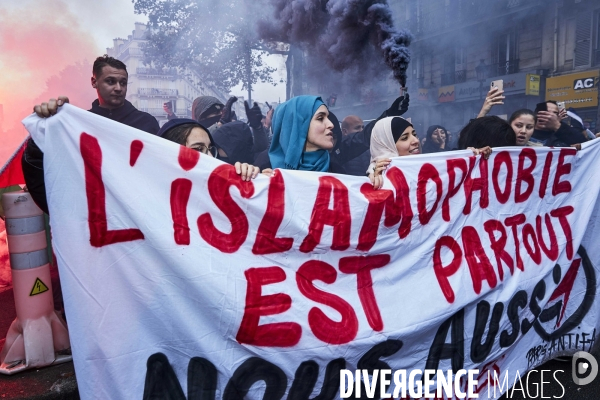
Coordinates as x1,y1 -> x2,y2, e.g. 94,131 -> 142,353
530,101 -> 587,147
191,95 -> 226,134
22,55 -> 160,214
211,121 -> 257,165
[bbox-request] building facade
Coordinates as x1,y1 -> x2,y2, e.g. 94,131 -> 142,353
391,0 -> 600,138
106,23 -> 227,123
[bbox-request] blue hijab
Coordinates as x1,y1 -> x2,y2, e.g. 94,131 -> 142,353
268,96 -> 330,172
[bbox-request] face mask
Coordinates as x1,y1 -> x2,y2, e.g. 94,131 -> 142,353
199,115 -> 221,129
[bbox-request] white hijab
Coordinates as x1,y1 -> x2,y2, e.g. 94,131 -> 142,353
367,116 -> 412,175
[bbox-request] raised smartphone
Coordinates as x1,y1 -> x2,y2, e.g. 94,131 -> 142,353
490,79 -> 504,92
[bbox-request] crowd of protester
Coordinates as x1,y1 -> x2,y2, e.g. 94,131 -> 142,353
21,54 -> 600,370
25,55 -> 599,209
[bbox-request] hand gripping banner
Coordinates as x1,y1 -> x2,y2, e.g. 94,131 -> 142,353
23,105 -> 600,399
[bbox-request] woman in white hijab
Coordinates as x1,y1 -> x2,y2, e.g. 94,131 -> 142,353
368,117 -> 491,189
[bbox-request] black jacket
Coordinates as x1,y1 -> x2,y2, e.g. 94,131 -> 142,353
329,113 -> 378,168
22,100 -> 160,214
87,99 -> 160,134
530,122 -> 587,147
342,149 -> 371,176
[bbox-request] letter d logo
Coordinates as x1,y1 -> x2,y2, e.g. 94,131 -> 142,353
572,351 -> 598,385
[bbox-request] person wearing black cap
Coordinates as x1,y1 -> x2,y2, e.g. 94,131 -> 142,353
158,118 -> 260,181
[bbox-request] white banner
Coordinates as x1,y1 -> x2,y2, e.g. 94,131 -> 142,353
24,105 -> 600,399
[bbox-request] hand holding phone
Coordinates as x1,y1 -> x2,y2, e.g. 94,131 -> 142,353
556,101 -> 567,119
477,84 -> 504,118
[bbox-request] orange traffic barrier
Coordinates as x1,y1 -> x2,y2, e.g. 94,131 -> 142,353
0,190 -> 71,375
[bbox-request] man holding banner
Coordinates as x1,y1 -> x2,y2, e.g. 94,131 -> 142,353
22,55 -> 159,215
20,103 -> 600,399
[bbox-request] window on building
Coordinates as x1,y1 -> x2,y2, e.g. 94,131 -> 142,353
412,55 -> 424,87
574,12 -> 593,68
493,31 -> 518,76
593,10 -> 600,66
441,51 -> 455,85
455,47 -> 466,83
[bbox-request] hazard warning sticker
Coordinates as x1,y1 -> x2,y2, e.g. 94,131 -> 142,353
30,278 -> 49,296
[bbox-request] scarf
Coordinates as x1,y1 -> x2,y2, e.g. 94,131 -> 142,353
367,117 -> 413,175
268,96 -> 330,172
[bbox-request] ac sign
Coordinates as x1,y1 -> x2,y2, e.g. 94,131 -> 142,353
573,77 -> 596,90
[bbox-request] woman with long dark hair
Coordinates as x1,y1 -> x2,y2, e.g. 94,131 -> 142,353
457,116 -> 516,150
421,125 -> 447,153
509,109 -> 537,147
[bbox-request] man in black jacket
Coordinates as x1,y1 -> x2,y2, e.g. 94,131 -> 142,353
530,101 -> 587,147
23,55 -> 160,214
340,115 -> 370,176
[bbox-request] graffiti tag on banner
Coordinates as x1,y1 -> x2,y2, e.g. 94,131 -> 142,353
23,105 -> 600,399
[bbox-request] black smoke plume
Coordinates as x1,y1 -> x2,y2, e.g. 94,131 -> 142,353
258,0 -> 412,86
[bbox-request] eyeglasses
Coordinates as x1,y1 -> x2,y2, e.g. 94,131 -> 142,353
191,144 -> 218,157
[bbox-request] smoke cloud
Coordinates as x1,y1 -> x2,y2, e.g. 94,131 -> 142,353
259,0 -> 412,85
0,0 -> 99,164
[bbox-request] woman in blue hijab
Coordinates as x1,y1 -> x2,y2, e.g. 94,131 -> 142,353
267,96 -> 335,172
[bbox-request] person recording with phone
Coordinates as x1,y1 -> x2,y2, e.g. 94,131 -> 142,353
530,101 -> 588,147
477,81 -> 587,148
477,84 -> 505,118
